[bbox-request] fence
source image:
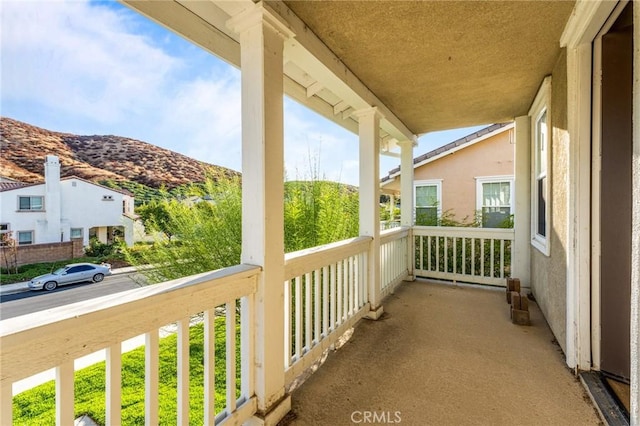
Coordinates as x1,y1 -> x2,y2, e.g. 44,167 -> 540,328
413,226 -> 514,286
283,236 -> 371,385
0,264 -> 260,425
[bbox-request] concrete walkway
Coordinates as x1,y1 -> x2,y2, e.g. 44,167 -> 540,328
288,280 -> 601,425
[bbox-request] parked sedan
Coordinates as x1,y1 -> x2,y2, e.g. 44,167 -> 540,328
29,262 -> 112,291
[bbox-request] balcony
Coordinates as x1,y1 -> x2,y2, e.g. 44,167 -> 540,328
0,226 -> 598,425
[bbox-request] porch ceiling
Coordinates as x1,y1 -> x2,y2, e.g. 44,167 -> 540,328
282,0 -> 576,134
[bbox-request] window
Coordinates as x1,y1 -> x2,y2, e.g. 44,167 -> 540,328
18,196 -> 43,211
414,180 -> 442,225
476,177 -> 514,228
0,224 -> 10,246
530,77 -> 551,255
70,228 -> 83,239
17,231 -> 34,245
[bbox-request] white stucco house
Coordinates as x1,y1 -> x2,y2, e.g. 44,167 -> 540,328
0,155 -> 136,247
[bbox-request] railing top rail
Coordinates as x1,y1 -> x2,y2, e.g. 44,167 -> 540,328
412,225 -> 514,239
380,226 -> 410,244
1,263 -> 260,385
285,236 -> 372,280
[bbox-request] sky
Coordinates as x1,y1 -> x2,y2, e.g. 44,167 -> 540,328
1,0 -> 487,186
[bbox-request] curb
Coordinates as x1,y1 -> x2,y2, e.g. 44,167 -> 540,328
0,266 -> 139,297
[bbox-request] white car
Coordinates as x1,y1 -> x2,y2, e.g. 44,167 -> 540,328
29,262 -> 112,291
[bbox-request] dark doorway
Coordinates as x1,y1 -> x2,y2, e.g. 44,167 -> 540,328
599,1 -> 633,390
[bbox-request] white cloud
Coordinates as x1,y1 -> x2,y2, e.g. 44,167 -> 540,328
1,0 -> 179,123
0,0 -> 364,184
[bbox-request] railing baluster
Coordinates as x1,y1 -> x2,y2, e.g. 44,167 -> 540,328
242,294 -> 255,398
106,343 -> 122,425
145,330 -> 159,426
337,261 -> 343,324
444,236 -> 448,273
435,236 -> 440,272
226,301 -> 236,414
56,361 -> 74,426
471,238 -> 476,277
349,255 -> 355,315
480,238 -> 485,277
177,318 -> 190,425
284,281 -> 291,367
314,269 -> 321,344
322,266 -> 329,336
204,309 -> 216,426
295,277 -> 302,360
490,239 -> 495,278
427,235 -> 432,271
330,264 -> 336,330
462,238 -> 466,275
453,237 -> 457,274
305,272 -> 312,351
500,239 -> 505,278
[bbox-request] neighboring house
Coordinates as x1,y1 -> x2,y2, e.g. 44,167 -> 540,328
381,122 -> 514,227
0,155 -> 135,247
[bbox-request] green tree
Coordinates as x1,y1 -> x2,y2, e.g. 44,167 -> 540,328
126,174 -> 359,283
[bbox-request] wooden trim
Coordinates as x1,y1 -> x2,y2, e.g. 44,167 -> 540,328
0,264 -> 260,385
284,236 -> 372,280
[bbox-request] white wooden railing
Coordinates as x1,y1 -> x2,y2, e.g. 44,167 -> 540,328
380,227 -> 410,297
0,264 -> 260,426
283,236 -> 371,385
413,226 -> 514,286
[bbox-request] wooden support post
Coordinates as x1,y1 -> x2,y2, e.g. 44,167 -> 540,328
227,4 -> 293,424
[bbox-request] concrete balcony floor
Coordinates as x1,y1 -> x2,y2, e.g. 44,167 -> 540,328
288,280 -> 600,425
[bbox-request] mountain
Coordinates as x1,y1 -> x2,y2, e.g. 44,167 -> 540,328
0,117 -> 238,190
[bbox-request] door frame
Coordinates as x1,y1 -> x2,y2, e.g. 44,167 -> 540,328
591,0 -> 630,373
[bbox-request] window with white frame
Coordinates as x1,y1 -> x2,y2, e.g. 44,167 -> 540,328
476,177 -> 514,228
17,230 -> 34,245
0,224 -> 9,246
18,195 -> 44,211
70,228 -> 83,239
414,180 -> 441,226
530,77 -> 551,255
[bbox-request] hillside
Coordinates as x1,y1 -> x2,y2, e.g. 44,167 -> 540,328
0,117 -> 238,190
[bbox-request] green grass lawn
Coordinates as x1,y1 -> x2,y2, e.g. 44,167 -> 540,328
13,318 -> 241,425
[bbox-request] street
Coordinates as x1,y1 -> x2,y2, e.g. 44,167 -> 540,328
0,273 -> 145,320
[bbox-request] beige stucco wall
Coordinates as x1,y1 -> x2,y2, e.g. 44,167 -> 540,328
530,49 -> 569,352
384,129 -> 514,223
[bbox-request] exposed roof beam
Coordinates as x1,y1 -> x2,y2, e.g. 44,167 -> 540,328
306,81 -> 323,98
264,1 -> 416,144
122,0 -> 415,151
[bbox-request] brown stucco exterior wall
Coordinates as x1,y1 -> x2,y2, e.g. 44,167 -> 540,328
530,49 -> 569,352
0,239 -> 84,268
384,129 -> 514,223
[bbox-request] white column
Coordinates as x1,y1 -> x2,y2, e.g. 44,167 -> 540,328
398,140 -> 414,228
512,116 -> 531,289
227,6 -> 293,424
355,107 -> 383,319
630,4 -> 640,423
566,43 -> 593,372
398,139 -> 415,280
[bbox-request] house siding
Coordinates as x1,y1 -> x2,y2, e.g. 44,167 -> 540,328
531,48 -> 569,352
384,129 -> 514,223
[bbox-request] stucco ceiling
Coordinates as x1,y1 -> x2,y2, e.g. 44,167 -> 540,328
282,0 -> 576,135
